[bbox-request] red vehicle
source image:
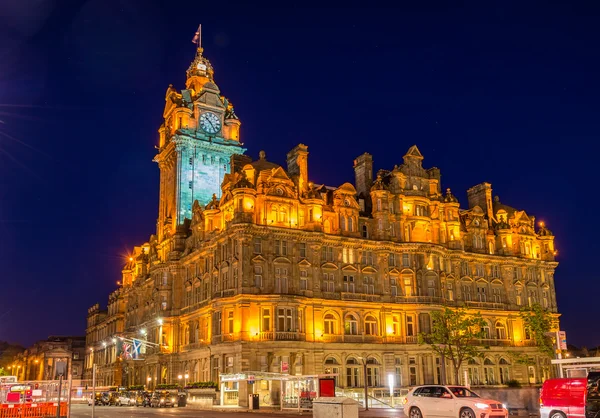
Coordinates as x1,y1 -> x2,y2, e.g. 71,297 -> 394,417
540,372 -> 600,418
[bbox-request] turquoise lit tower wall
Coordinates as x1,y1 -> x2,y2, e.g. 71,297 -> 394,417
156,43 -> 245,232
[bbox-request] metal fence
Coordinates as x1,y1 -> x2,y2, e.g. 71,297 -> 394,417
0,381 -> 70,418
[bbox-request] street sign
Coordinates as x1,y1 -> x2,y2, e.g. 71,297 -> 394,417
558,331 -> 567,350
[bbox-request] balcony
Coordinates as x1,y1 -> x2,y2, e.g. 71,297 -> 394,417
465,301 -> 507,310
393,296 -> 443,304
254,331 -> 305,342
341,292 -> 382,302
180,342 -> 206,352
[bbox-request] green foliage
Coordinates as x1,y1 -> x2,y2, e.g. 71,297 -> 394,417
509,351 -> 536,366
506,379 -> 522,388
0,367 -> 8,376
0,342 -> 25,369
155,383 -> 181,390
128,385 -> 144,391
185,381 -> 217,389
519,303 -> 557,358
418,307 -> 488,384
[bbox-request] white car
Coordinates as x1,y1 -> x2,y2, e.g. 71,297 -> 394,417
403,385 -> 508,418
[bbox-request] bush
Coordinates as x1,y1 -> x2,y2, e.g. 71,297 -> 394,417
155,383 -> 181,390
506,379 -> 522,388
128,385 -> 145,391
185,381 -> 218,389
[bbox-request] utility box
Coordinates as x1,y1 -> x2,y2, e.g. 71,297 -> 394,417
313,397 -> 358,418
249,393 -> 260,410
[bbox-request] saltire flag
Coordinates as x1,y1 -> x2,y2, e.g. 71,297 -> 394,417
132,339 -> 143,359
192,24 -> 201,44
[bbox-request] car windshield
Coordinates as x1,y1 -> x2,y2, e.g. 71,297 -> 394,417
448,387 -> 480,398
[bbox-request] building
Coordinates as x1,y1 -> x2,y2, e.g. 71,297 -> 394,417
85,40 -> 559,406
11,336 -> 86,382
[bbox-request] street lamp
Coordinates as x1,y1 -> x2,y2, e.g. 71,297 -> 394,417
184,373 -> 189,387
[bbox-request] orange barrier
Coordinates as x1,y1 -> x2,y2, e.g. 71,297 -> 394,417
0,402 -> 67,418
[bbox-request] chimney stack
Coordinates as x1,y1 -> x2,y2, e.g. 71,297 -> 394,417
286,144 -> 309,192
467,182 -> 494,220
354,153 -> 373,198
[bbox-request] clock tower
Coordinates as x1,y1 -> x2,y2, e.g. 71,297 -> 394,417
154,42 -> 245,241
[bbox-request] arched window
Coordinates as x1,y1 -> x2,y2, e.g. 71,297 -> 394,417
495,321 -> 507,340
324,314 -> 337,335
483,358 -> 496,385
324,357 -> 340,386
366,357 -> 381,386
346,357 -> 360,387
364,315 -> 378,335
362,224 -> 368,238
481,321 -> 491,339
499,358 -> 510,384
344,314 -> 358,335
340,216 -> 346,231
348,217 -> 354,232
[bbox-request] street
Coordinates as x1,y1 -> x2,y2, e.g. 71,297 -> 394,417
69,404 -> 403,418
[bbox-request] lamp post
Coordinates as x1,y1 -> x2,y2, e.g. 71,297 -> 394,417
359,355 -> 374,411
184,373 -> 189,387
147,376 -> 152,390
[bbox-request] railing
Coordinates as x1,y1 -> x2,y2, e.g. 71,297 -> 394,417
341,292 -> 382,302
465,301 -> 507,310
275,332 -> 302,341
394,296 -> 443,304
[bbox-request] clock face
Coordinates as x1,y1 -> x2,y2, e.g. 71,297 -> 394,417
200,112 -> 221,134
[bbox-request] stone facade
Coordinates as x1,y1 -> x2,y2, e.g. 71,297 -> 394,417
12,336 -> 86,382
85,42 -> 559,405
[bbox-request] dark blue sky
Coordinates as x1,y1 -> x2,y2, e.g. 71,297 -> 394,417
1,1 -> 598,348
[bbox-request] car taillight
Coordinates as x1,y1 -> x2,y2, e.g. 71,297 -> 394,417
539,397 -> 543,407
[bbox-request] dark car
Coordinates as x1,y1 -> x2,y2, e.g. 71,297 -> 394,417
136,391 -> 152,407
150,392 -> 176,408
102,391 -> 120,406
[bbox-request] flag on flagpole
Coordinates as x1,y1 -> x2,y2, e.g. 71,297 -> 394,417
192,24 -> 201,45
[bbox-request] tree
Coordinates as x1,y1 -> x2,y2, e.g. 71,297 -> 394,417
418,307 -> 488,384
0,367 -> 8,376
519,303 -> 558,358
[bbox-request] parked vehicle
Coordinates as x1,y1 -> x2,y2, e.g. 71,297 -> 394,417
150,391 -> 176,408
540,371 -> 600,418
135,391 -> 152,407
403,385 -> 508,418
87,392 -> 103,406
102,391 -> 120,406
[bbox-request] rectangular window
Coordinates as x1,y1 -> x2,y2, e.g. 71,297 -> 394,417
342,248 -> 355,264
254,265 -> 262,287
406,315 -> 414,336
402,253 -> 410,267
323,273 -> 335,293
390,278 -> 398,296
275,268 -> 288,293
321,246 -> 334,262
277,308 -> 294,332
476,264 -> 485,277
300,270 -> 308,290
343,275 -> 355,293
213,311 -> 222,336
261,308 -> 271,332
299,243 -> 307,258
227,311 -> 234,334
361,251 -> 374,266
253,238 -> 262,254
364,277 -> 375,294
275,240 -> 288,256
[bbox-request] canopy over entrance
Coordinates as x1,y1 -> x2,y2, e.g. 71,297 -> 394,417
219,372 -> 337,410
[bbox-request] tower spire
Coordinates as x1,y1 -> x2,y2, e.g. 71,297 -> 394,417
187,24 -> 214,83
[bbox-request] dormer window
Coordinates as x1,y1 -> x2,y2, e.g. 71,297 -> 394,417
344,199 -> 350,207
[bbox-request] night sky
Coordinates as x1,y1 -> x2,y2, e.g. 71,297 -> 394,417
1,2 -> 599,348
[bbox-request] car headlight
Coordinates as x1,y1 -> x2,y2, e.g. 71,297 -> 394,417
172,398 -> 176,403
160,399 -> 164,403
502,404 -> 507,409
474,403 -> 490,409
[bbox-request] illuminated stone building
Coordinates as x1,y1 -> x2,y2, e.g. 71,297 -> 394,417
85,43 -> 559,405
